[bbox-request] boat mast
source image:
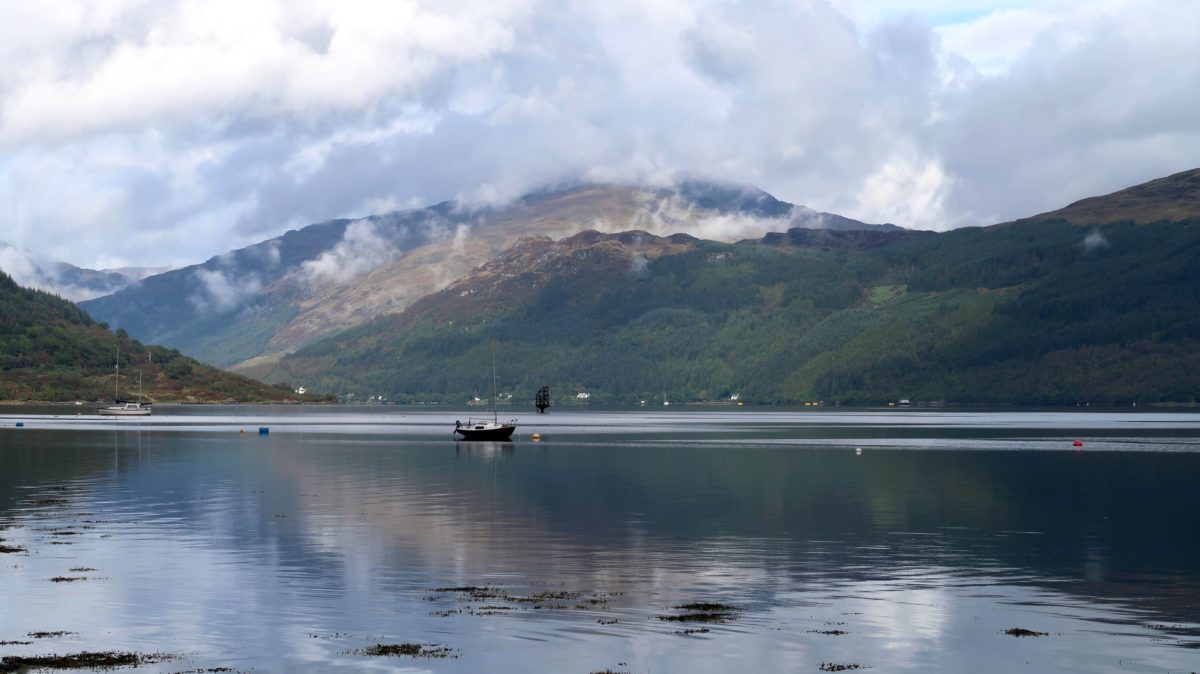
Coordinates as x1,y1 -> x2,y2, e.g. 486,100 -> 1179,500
114,346 -> 119,402
491,338 -> 499,423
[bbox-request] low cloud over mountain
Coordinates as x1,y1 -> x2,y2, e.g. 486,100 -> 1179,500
1,1 -> 1197,272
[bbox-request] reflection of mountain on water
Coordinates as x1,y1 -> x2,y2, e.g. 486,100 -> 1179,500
3,428 -> 1198,638
277,437 -> 1200,630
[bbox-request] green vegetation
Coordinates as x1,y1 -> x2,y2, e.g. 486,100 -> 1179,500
0,270 -> 325,402
256,218 -> 1200,405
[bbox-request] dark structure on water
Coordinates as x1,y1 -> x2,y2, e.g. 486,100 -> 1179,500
535,386 -> 551,413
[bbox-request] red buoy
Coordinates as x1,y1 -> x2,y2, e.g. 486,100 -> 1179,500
1073,440 -> 1083,447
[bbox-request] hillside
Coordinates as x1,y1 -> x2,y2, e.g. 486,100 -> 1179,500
1023,168 -> 1200,224
80,182 -> 894,370
0,271 -> 321,403
249,211 -> 1200,405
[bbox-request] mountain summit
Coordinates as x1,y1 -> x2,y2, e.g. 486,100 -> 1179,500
81,182 -> 893,369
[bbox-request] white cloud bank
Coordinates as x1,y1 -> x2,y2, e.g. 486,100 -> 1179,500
0,0 -> 1197,269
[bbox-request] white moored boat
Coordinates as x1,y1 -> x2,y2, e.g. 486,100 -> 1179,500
98,349 -> 152,417
98,401 -> 151,416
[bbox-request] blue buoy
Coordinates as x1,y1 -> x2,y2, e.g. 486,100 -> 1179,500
15,422 -> 24,428
258,426 -> 269,435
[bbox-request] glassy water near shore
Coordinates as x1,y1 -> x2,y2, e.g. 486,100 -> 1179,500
1,407 -> 1199,673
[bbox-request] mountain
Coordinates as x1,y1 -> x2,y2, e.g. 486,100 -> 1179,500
248,170 -> 1200,405
1022,167 -> 1200,225
0,242 -> 167,302
0,270 -> 321,403
80,182 -> 894,369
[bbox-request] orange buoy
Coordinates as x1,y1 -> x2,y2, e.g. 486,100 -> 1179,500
532,433 -> 541,441
1073,439 -> 1083,447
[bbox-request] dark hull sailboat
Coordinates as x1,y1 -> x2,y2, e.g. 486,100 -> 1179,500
453,419 -> 517,441
455,339 -> 517,441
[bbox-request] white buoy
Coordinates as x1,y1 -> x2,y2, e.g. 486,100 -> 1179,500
855,447 -> 862,455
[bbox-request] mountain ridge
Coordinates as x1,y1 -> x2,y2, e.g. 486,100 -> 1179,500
82,181 -> 893,369
245,169 -> 1200,404
1021,167 -> 1200,224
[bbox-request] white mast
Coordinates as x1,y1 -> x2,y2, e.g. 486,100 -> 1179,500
491,338 -> 499,423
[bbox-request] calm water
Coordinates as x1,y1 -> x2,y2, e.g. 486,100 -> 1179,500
1,407 -> 1199,673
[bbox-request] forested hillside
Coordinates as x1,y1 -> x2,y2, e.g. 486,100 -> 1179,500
251,217 -> 1200,405
0,271 -> 320,402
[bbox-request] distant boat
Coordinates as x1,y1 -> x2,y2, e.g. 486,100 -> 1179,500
455,340 -> 516,441
98,350 -> 151,417
535,386 -> 550,413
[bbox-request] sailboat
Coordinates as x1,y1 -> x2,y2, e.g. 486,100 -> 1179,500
454,340 -> 516,440
98,350 -> 152,416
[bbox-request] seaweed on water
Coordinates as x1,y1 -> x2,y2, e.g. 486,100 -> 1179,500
656,612 -> 733,623
1003,628 -> 1048,637
819,664 -> 866,672
673,602 -> 737,612
349,643 -> 456,659
27,632 -> 77,639
0,545 -> 26,554
49,576 -> 88,583
0,651 -> 176,671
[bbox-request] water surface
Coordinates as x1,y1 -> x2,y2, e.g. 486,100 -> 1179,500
1,407 -> 1198,672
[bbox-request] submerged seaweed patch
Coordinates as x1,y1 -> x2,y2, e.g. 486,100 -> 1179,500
0,651 -> 176,671
819,663 -> 865,672
657,612 -> 732,623
349,643 -> 456,659
673,602 -> 737,612
1003,628 -> 1049,637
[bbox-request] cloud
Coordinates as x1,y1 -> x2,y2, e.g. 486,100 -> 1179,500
0,241 -> 131,301
1082,229 -> 1108,251
189,267 -> 262,314
300,219 -> 397,284
0,0 -> 1197,270
0,243 -> 42,289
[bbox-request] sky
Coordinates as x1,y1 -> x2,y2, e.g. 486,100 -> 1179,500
0,0 -> 1198,272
